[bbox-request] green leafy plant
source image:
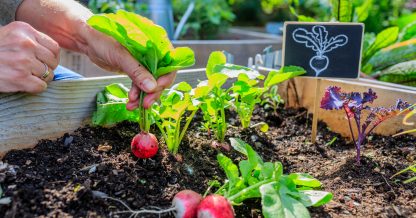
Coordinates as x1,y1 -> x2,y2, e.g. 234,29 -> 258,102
88,10 -> 195,158
230,73 -> 265,129
361,27 -> 400,70
152,82 -> 200,154
88,0 -> 148,14
207,138 -> 332,218
88,10 -> 195,133
261,85 -> 283,115
193,61 -> 232,142
231,66 -> 305,129
172,0 -> 236,39
391,163 -> 416,184
193,51 -> 261,141
92,83 -> 140,126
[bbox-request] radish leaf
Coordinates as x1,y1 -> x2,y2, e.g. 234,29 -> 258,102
88,10 -> 195,77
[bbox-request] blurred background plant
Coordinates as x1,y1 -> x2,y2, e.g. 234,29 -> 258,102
87,0 -> 149,15
85,0 -> 415,86
172,0 -> 236,39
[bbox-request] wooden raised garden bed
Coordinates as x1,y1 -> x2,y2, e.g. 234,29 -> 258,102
0,69 -> 415,217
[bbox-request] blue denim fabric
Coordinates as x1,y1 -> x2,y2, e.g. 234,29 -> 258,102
53,65 -> 84,81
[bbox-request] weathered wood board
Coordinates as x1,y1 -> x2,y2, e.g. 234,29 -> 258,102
0,69 -> 206,157
279,77 -> 416,139
1,70 -> 414,157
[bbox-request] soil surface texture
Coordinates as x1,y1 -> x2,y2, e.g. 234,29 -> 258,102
0,107 -> 415,218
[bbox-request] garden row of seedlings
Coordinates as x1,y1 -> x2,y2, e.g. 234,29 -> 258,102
88,10 -> 414,218
96,50 -> 335,218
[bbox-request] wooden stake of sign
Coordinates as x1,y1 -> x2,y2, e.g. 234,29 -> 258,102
311,79 -> 322,143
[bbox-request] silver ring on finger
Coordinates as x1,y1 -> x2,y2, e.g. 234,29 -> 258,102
41,63 -> 50,79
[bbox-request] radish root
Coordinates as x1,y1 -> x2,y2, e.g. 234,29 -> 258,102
103,196 -> 176,218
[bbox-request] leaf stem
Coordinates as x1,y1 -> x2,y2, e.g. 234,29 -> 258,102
343,106 -> 356,145
227,179 -> 274,202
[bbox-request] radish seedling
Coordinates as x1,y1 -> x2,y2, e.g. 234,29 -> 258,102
193,52 -> 232,142
206,138 -> 332,218
320,86 -> 413,164
152,82 -> 200,154
231,66 -> 305,129
88,10 -> 195,158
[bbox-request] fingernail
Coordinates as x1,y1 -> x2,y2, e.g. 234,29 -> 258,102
142,78 -> 156,91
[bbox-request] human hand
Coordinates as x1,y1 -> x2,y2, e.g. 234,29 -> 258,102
0,22 -> 59,93
78,23 -> 177,110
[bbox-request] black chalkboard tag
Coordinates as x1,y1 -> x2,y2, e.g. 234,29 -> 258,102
282,22 -> 364,78
282,22 -> 364,143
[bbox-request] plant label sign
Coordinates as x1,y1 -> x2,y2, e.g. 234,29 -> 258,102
282,22 -> 364,78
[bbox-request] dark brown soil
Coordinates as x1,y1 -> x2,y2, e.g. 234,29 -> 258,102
0,107 -> 415,218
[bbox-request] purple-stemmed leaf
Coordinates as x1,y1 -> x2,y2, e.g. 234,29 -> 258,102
320,86 -> 413,165
362,89 -> 377,104
320,86 -> 344,110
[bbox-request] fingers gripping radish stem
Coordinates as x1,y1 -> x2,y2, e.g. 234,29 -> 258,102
104,190 -> 202,218
292,25 -> 348,76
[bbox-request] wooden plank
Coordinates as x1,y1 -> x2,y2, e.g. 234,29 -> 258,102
279,77 -> 416,138
0,69 -> 206,157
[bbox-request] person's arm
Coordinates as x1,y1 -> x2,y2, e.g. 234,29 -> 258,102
16,0 -> 176,109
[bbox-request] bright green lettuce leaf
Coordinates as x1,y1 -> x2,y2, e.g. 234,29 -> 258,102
264,66 -> 306,88
230,138 -> 249,156
156,47 -> 196,78
229,138 -> 263,165
213,64 -> 263,80
88,10 -> 195,77
260,182 -> 311,218
396,13 -> 416,30
92,83 -> 139,126
206,51 -> 227,77
299,190 -> 333,207
260,182 -> 285,218
399,21 -> 416,42
152,81 -> 198,154
354,0 -> 372,22
212,139 -> 331,217
217,153 -> 240,188
363,27 -> 399,65
288,173 -> 322,188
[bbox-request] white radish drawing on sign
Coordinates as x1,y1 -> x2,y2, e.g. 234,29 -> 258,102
292,25 -> 348,76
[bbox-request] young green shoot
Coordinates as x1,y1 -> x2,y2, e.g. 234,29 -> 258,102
152,82 -> 200,154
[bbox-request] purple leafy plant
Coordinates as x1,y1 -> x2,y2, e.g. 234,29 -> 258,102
320,86 -> 412,164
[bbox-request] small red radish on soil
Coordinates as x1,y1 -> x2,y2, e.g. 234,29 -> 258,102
172,190 -> 202,218
131,132 -> 158,158
197,194 -> 234,218
103,190 -> 202,218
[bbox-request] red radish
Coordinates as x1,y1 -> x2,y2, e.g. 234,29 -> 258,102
131,132 -> 158,158
197,194 -> 234,218
103,190 -> 202,218
172,190 -> 202,218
